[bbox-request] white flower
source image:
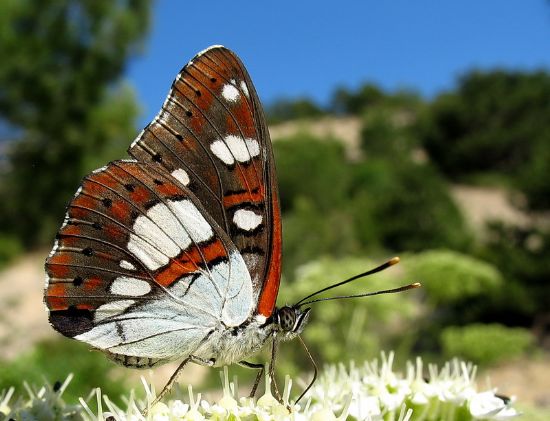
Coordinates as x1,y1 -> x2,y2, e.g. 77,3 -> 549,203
348,395 -> 381,420
469,391 -> 520,420
170,399 -> 189,418
1,354 -> 521,421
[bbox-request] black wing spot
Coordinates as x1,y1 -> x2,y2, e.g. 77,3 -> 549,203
145,199 -> 159,209
195,90 -> 202,97
124,183 -> 135,192
175,133 -> 184,141
49,305 -> 94,337
185,110 -> 193,117
82,247 -> 93,256
210,77 -> 217,83
102,198 -> 112,208
130,210 -> 140,220
153,178 -> 164,186
92,222 -> 102,230
73,276 -> 84,286
152,153 -> 163,163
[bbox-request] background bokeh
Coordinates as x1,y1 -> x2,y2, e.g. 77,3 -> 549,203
1,0 -> 549,417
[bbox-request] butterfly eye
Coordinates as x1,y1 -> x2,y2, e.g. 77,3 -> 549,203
278,307 -> 297,332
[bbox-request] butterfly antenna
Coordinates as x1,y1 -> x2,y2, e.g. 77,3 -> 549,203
296,282 -> 421,307
295,257 -> 402,307
294,335 -> 318,405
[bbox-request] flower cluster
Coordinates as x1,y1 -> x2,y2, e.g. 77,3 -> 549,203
0,353 -> 519,420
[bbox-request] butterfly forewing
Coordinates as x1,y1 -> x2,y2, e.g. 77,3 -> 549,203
128,46 -> 281,316
45,160 -> 254,361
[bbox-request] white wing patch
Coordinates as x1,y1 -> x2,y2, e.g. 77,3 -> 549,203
171,168 -> 190,186
127,200 -> 213,271
222,83 -> 240,102
110,277 -> 151,296
95,300 -> 135,322
119,260 -> 136,271
233,209 -> 263,231
240,80 -> 249,97
127,233 -> 168,271
210,135 -> 260,166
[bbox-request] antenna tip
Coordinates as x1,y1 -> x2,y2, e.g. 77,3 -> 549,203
389,256 -> 400,266
412,282 -> 421,288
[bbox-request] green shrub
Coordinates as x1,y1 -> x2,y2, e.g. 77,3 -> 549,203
273,134 -> 351,213
0,234 -> 22,269
360,105 -> 419,160
441,323 -> 535,365
267,98 -> 326,124
480,222 -> 550,321
404,250 -> 503,306
414,70 -> 550,210
282,197 -> 358,278
350,160 -> 472,252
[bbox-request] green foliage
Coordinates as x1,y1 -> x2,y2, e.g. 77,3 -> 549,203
0,339 -> 127,405
360,106 -> 418,159
350,160 -> 472,252
331,83 -> 386,114
331,84 -> 423,116
0,234 -> 22,269
274,134 -> 351,213
404,250 -> 503,306
480,222 -> 550,322
282,198 -> 358,278
415,70 -> 550,210
0,0 -> 151,246
273,133 -> 472,277
441,324 -> 534,365
266,98 -> 325,124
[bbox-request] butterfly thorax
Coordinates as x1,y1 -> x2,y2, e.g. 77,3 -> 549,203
193,307 -> 310,367
189,314 -> 272,367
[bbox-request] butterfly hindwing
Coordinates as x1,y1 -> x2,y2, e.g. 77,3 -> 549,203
128,46 -> 282,316
45,160 -> 254,360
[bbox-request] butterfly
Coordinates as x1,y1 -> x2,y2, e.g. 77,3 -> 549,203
44,45 -> 419,405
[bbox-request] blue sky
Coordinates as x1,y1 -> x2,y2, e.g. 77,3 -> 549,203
127,1 -> 550,125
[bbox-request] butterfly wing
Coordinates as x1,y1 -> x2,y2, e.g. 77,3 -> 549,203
128,46 -> 281,317
45,160 -> 253,362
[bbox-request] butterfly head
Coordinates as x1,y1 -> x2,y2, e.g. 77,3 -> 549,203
273,306 -> 311,340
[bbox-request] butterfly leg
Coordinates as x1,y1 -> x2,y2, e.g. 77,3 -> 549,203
143,356 -> 191,415
238,360 -> 264,397
144,355 -> 216,415
269,336 -> 284,403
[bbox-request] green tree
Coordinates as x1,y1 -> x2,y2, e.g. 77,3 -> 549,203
331,83 -> 385,114
0,0 -> 151,246
350,159 -> 472,253
415,70 -> 550,209
266,98 -> 325,124
274,134 -> 351,213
